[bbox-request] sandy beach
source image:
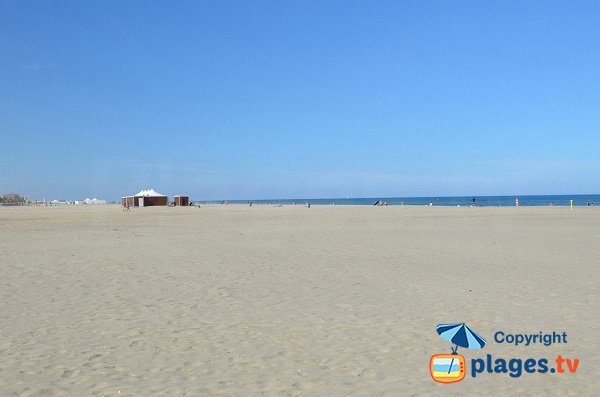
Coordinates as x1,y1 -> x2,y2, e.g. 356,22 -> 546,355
1,204 -> 598,396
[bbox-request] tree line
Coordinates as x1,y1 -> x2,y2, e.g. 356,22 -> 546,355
0,193 -> 26,203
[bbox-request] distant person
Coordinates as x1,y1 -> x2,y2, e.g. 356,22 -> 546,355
472,197 -> 476,206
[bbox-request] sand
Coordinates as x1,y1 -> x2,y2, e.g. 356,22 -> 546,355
1,204 -> 598,396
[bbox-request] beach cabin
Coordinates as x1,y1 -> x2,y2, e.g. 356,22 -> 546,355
121,196 -> 135,207
174,195 -> 190,206
122,189 -> 168,207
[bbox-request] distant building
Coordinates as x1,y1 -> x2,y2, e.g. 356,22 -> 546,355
174,196 -> 190,206
121,189 -> 168,207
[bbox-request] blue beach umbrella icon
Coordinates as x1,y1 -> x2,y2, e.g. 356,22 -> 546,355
436,323 -> 486,374
437,323 -> 486,352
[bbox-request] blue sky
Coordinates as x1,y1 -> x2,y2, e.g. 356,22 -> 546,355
1,1 -> 599,200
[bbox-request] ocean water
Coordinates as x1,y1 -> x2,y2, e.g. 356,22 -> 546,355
201,195 -> 600,207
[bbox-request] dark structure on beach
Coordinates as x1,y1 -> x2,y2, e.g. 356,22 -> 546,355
121,189 -> 168,207
174,195 -> 190,206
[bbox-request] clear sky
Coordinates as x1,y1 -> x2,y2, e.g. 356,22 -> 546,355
1,1 -> 599,200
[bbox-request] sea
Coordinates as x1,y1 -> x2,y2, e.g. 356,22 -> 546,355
200,195 -> 600,207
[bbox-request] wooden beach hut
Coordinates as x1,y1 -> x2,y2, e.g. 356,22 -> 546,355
174,195 -> 189,206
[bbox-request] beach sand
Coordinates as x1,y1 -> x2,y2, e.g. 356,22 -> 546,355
1,205 -> 598,396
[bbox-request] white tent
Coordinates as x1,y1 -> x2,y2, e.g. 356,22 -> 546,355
122,188 -> 168,207
135,189 -> 166,197
83,198 -> 107,204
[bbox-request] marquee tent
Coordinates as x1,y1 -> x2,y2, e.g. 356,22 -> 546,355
122,188 -> 168,207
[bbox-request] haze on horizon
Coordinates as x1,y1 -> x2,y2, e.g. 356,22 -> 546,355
1,1 -> 599,201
